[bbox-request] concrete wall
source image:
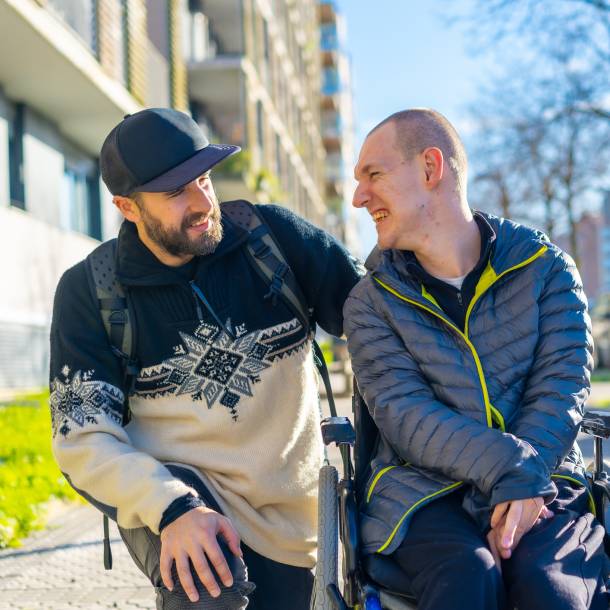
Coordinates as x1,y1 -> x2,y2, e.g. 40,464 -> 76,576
0,206 -> 99,388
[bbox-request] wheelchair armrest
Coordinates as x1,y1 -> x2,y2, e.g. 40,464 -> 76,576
321,416 -> 356,447
582,410 -> 610,439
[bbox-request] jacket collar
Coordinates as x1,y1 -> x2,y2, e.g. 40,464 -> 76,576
115,211 -> 249,286
368,211 -> 549,298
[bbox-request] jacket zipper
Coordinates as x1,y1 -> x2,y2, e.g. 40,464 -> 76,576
375,244 -> 548,431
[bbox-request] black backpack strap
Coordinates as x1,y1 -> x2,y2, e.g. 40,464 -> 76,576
222,200 -> 337,418
85,239 -> 140,404
85,238 -> 140,570
222,200 -> 311,332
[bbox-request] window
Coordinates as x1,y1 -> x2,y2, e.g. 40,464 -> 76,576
8,103 -> 24,209
61,163 -> 101,239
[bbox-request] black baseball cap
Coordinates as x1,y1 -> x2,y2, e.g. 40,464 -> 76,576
100,108 -> 240,196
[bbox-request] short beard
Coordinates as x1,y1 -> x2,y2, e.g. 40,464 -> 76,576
139,197 -> 223,258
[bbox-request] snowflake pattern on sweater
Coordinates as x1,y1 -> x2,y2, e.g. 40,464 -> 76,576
50,368 -> 124,438
134,317 -> 308,420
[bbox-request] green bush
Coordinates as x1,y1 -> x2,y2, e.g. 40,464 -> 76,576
0,391 -> 80,548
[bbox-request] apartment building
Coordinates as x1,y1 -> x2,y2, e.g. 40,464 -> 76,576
0,0 -> 339,389
318,0 -> 359,254
0,0 -> 188,387
185,0 -> 327,225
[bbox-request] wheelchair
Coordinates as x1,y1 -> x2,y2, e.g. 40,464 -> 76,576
311,381 -> 610,610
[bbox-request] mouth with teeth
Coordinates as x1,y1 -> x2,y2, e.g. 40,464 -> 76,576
372,210 -> 389,224
187,216 -> 211,234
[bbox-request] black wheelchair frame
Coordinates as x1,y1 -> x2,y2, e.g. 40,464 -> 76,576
311,385 -> 610,610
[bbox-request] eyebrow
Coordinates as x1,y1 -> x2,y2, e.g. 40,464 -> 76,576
354,163 -> 376,180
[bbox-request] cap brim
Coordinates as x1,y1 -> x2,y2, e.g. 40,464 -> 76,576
136,144 -> 240,193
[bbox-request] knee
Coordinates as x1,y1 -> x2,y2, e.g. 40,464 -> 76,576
157,556 -> 255,610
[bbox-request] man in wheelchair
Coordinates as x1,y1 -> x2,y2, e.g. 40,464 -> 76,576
342,109 -> 608,610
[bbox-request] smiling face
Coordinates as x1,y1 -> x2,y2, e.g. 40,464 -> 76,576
115,173 -> 223,266
353,122 -> 431,251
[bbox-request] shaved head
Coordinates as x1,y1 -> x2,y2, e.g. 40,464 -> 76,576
369,109 -> 468,197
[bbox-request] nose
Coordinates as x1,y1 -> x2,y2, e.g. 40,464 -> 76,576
190,180 -> 214,214
352,182 -> 369,209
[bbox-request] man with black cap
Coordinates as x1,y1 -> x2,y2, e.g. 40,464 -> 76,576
49,108 -> 362,609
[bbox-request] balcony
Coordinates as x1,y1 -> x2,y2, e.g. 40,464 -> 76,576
0,0 -> 139,155
199,0 -> 244,55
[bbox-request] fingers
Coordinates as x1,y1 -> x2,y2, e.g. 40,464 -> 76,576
175,552 -> 202,603
218,517 -> 243,558
500,501 -> 522,557
486,530 -> 503,575
540,505 -> 554,520
160,545 -> 174,591
198,533 -> 233,590
490,501 -> 509,529
190,546 -> 222,599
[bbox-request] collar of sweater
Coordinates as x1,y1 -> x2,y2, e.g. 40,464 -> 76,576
115,212 -> 249,287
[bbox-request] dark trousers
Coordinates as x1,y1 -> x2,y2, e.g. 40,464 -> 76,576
392,481 -> 608,610
119,465 -> 313,610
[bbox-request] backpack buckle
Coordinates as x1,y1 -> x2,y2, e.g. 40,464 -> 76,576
108,310 -> 127,325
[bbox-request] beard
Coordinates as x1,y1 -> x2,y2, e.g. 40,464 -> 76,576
140,196 -> 223,258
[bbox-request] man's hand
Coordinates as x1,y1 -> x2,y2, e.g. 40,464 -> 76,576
489,497 -> 553,560
160,506 -> 242,602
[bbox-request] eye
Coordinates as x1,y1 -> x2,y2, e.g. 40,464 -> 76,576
198,172 -> 211,183
370,171 -> 380,179
166,187 -> 185,198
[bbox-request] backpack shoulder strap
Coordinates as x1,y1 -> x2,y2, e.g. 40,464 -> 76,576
86,239 -> 132,356
85,240 -> 139,407
85,238 -> 139,569
222,200 -> 311,332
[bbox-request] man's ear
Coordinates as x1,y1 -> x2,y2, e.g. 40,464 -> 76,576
422,147 -> 444,188
113,195 -> 140,223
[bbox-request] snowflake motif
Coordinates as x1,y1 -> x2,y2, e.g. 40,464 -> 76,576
135,318 -> 307,421
49,369 -> 124,438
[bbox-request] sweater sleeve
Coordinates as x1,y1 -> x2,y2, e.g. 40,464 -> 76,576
257,204 -> 364,337
49,262 -> 198,533
344,279 -> 557,507
507,249 -> 593,471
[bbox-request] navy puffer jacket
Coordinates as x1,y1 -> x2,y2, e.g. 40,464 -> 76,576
344,213 -> 593,556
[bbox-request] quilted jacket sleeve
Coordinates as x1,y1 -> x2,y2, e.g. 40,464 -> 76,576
344,279 -> 557,507
507,249 -> 593,471
50,262 -> 199,533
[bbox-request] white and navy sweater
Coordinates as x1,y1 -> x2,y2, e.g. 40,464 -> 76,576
49,204 -> 362,568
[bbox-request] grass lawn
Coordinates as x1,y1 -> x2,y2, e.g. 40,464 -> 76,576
0,391 -> 80,549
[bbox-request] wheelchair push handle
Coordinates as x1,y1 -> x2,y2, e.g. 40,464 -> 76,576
321,416 -> 356,447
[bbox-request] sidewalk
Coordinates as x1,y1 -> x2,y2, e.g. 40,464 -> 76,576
0,503 -> 155,610
0,394 -> 351,610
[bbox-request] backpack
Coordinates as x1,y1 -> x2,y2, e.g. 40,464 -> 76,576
85,200 -> 337,568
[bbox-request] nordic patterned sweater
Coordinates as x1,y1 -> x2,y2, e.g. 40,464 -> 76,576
49,204 -> 362,568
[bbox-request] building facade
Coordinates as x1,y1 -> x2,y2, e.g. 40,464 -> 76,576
0,0 -> 352,389
0,0 -> 192,388
185,0 -> 327,224
318,0 -> 359,254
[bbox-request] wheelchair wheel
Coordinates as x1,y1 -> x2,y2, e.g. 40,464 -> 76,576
311,464 -> 339,610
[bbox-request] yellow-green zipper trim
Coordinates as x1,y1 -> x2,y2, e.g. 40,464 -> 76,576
366,465 -> 398,503
366,464 -> 413,503
376,277 -> 496,429
551,474 -> 596,516
376,481 -> 464,553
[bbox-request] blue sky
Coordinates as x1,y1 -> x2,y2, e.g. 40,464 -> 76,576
341,0 -> 491,149
339,1 -> 497,250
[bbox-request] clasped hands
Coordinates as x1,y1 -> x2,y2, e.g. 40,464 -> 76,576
487,497 -> 554,573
